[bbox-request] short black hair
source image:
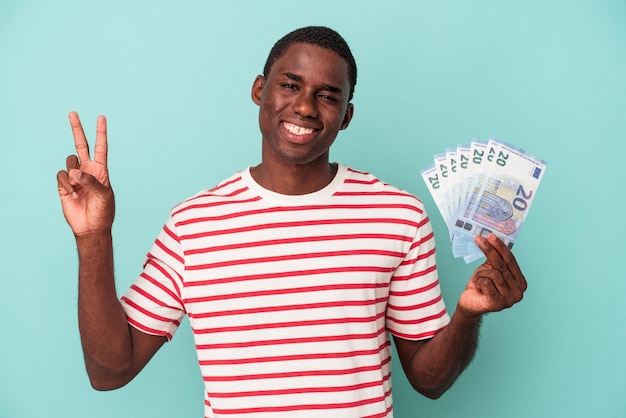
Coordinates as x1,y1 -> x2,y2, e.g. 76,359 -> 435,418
263,26 -> 357,101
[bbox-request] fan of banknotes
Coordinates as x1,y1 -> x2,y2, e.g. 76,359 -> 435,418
421,139 -> 547,263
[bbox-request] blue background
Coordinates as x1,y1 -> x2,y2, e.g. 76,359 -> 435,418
1,1 -> 625,417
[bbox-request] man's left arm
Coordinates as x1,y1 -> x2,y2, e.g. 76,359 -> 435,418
394,233 -> 527,399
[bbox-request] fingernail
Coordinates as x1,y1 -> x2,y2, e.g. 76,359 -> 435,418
70,169 -> 81,181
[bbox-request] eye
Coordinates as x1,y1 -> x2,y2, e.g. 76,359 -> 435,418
319,94 -> 340,103
281,83 -> 299,91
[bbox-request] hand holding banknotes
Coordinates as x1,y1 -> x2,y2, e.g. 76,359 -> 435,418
394,137 -> 535,399
458,233 -> 527,316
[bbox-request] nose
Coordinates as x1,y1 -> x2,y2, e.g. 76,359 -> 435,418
292,91 -> 318,119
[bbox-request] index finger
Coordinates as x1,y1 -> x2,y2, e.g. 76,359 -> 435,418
93,115 -> 108,165
69,111 -> 90,163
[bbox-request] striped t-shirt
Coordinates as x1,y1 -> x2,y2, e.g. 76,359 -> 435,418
121,164 -> 450,417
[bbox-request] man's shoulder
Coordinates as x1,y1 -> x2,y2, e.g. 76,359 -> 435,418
342,165 -> 423,201
170,169 -> 252,216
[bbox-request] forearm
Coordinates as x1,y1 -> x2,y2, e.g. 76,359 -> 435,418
398,234 -> 526,399
76,231 -> 134,389
398,307 -> 482,399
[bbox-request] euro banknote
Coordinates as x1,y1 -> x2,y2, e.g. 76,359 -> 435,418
421,139 -> 547,263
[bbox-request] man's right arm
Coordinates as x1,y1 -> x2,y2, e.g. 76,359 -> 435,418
76,231 -> 166,390
57,112 -> 165,390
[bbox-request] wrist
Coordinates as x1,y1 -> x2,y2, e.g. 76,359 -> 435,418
453,304 -> 483,326
75,229 -> 113,246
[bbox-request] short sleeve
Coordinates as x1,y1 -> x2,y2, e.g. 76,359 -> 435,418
120,216 -> 186,341
385,209 -> 451,340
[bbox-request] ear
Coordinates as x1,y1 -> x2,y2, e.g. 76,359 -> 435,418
340,102 -> 354,130
251,75 -> 265,105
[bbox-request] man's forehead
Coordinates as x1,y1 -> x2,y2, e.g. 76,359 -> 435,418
270,43 -> 349,79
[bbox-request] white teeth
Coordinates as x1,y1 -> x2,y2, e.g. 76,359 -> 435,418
284,123 -> 313,135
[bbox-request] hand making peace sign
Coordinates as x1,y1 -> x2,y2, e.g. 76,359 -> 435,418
57,112 -> 115,237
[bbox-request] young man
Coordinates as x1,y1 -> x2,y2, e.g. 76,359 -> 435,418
57,26 -> 526,417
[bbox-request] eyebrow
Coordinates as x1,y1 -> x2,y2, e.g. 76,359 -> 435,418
283,72 -> 343,94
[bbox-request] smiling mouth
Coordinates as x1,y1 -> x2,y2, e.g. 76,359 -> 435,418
283,122 -> 315,136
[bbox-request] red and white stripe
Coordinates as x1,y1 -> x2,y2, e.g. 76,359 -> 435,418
121,164 -> 450,417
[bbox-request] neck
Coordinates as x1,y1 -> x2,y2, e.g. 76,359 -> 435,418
250,160 -> 338,195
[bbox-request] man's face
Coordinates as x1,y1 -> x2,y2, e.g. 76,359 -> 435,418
252,43 -> 354,168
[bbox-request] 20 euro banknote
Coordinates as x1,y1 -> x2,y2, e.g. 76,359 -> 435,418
422,139 -> 547,262
452,140 -> 547,254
